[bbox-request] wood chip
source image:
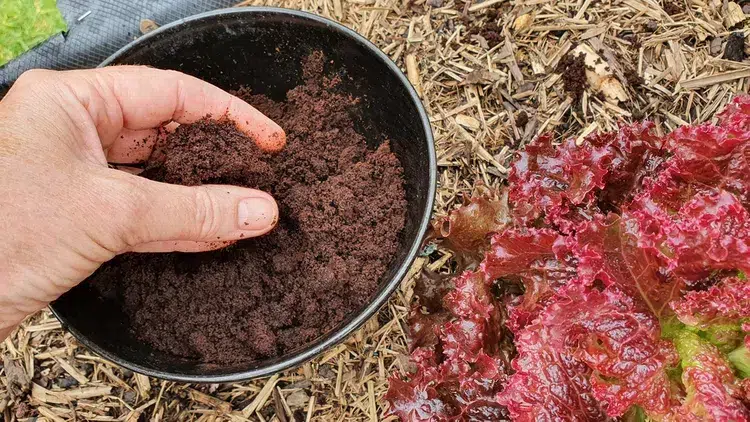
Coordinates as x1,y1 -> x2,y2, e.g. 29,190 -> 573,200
285,390 -> 309,408
272,387 -> 288,422
187,388 -> 232,413
572,44 -> 628,102
513,13 -> 534,32
367,381 -> 377,422
681,69 -> 750,90
124,399 -> 157,422
242,374 -> 279,417
31,384 -> 111,404
53,357 -> 89,385
134,373 -> 151,399
37,406 -> 66,422
405,54 -> 423,96
305,394 -> 316,422
575,122 -> 599,146
459,69 -> 502,85
3,355 -> 30,399
724,2 -> 745,29
468,0 -> 505,12
139,19 -> 159,34
456,114 -> 481,130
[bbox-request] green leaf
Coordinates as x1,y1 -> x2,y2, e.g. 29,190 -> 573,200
670,330 -> 749,418
0,0 -> 67,67
673,329 -> 708,369
728,344 -> 750,378
699,323 -> 744,353
621,405 -> 647,422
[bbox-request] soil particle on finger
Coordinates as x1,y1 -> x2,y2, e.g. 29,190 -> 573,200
556,52 -> 588,101
724,32 -> 747,62
91,52 -> 408,364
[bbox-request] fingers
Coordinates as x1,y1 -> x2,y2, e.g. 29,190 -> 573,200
114,174 -> 278,252
131,240 -> 236,253
107,128 -> 159,163
106,122 -> 178,163
57,66 -> 286,152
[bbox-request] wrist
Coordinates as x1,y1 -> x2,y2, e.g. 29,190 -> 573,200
0,325 -> 14,341
0,277 -> 42,340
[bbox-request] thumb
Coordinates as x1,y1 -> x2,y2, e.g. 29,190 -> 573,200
117,175 -> 278,253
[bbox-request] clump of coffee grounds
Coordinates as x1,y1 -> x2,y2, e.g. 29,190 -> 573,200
464,8 -> 503,48
557,52 -> 588,101
724,32 -> 747,62
663,1 -> 683,15
91,52 -> 407,364
515,110 -> 529,128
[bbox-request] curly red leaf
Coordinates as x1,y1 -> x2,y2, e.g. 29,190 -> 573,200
574,213 -> 684,318
481,228 -> 576,332
434,188 -> 510,263
500,285 -> 677,418
509,136 -> 611,230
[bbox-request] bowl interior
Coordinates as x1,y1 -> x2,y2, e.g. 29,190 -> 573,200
50,8 -> 434,381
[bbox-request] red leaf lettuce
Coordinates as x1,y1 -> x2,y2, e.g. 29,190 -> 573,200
387,96 -> 750,421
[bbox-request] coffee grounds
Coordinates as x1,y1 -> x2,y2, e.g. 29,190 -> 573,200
91,52 -> 407,364
724,32 -> 747,62
663,1 -> 683,15
557,52 -> 588,101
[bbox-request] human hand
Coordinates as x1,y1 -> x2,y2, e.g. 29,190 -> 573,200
0,67 -> 286,340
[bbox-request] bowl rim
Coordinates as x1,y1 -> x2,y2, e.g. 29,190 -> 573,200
50,6 -> 436,383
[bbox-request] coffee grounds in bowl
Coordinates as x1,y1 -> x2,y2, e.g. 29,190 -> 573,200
90,52 -> 407,364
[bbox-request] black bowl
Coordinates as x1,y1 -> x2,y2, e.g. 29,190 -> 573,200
50,7 -> 436,382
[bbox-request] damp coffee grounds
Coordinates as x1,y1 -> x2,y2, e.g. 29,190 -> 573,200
91,53 -> 407,364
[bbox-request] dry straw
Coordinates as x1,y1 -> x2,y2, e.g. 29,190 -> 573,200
2,0 -> 747,420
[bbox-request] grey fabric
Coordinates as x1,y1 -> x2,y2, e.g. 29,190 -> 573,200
0,0 -> 236,91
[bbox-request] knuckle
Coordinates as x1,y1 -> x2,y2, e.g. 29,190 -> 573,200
8,70 -> 57,106
15,69 -> 54,87
111,175 -> 152,245
192,187 -> 222,240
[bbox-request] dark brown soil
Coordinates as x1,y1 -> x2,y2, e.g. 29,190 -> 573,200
515,111 -> 529,128
724,32 -> 747,62
91,53 -> 407,364
557,52 -> 588,101
464,8 -> 503,48
663,1 -> 683,15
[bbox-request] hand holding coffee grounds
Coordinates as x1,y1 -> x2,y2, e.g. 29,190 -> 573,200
91,53 -> 407,364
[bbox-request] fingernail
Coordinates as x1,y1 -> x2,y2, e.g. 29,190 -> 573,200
237,197 -> 277,230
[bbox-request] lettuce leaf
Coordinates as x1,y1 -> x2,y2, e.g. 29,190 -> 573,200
388,96 -> 750,421
498,285 -> 677,418
508,135 -> 611,231
0,0 -> 67,67
574,213 -> 684,318
508,122 -> 663,232
432,187 -> 509,265
668,330 -> 750,421
728,344 -> 750,378
385,271 -> 509,421
481,228 -> 575,333
672,277 -> 750,351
